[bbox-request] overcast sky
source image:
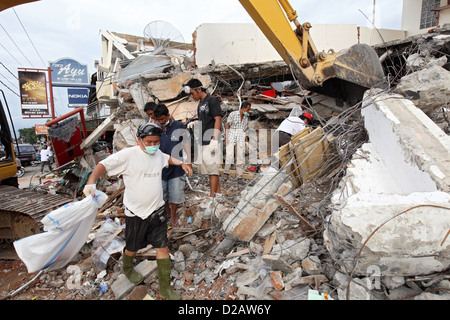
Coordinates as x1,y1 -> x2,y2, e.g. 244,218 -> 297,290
0,0 -> 404,134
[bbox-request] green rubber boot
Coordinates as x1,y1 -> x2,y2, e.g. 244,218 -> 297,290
157,258 -> 181,300
122,252 -> 144,284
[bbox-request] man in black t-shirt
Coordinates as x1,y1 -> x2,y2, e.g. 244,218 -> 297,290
184,79 -> 223,198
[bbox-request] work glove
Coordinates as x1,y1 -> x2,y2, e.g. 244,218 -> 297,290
209,139 -> 218,149
83,184 -> 97,197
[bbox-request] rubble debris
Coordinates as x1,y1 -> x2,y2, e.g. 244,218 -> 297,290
324,89 -> 450,279
2,26 -> 450,302
396,65 -> 450,114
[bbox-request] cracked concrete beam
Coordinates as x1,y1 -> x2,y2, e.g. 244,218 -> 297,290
80,112 -> 119,150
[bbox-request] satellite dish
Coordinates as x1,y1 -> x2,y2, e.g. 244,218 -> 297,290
143,20 -> 187,51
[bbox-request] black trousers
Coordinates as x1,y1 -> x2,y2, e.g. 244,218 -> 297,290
278,131 -> 292,148
41,160 -> 52,173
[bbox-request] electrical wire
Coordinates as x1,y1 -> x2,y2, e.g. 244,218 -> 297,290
0,61 -> 19,79
0,23 -> 35,67
0,79 -> 19,97
13,8 -> 46,67
0,42 -> 23,66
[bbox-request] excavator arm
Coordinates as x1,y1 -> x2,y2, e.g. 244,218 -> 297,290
239,0 -> 386,104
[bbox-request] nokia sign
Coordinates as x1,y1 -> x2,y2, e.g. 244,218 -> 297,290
68,88 -> 89,108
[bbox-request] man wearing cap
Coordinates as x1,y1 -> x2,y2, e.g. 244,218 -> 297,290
275,98 -> 313,148
184,79 -> 223,198
83,123 -> 192,300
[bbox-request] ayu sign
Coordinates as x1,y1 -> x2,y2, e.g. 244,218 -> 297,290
49,58 -> 89,85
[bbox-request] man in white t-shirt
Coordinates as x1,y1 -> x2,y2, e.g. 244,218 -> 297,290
83,123 -> 192,300
40,145 -> 52,173
275,98 -> 313,148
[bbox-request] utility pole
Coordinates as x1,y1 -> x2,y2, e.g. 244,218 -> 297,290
373,0 -> 376,27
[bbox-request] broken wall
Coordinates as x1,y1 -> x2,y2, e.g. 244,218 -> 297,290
324,89 -> 450,277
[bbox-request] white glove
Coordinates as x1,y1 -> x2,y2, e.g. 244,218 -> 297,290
209,139 -> 219,148
83,184 -> 96,197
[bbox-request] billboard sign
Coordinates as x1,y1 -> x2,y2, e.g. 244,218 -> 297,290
18,70 -> 49,116
68,88 -> 89,108
35,124 -> 49,135
49,58 -> 89,85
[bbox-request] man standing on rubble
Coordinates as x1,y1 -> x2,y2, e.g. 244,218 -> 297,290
224,101 -> 252,178
83,123 -> 192,300
184,79 -> 223,198
153,103 -> 192,228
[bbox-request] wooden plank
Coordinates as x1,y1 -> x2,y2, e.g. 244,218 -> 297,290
293,128 -> 328,182
226,248 -> 250,259
263,231 -> 277,254
219,168 -> 256,180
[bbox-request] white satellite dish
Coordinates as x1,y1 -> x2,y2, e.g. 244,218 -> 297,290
143,20 -> 187,51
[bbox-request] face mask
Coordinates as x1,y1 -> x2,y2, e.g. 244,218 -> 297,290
145,145 -> 160,155
244,112 -> 249,117
162,120 -> 170,127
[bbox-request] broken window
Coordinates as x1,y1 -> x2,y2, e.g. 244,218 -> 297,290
420,0 -> 440,29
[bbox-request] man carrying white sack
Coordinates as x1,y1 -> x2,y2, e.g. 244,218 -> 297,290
83,122 -> 193,300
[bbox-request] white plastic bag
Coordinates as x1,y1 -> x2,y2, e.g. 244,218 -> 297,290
14,191 -> 108,273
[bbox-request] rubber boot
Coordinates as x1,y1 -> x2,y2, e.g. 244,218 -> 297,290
122,252 -> 144,284
157,258 -> 181,300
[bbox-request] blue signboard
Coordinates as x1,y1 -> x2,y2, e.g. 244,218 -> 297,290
49,58 -> 89,85
68,88 -> 89,108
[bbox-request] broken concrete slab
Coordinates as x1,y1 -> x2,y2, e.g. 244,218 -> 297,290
396,65 -> 450,114
111,259 -> 157,299
325,191 -> 450,276
148,72 -> 190,102
167,101 -> 197,122
112,119 -> 144,151
80,113 -> 118,150
361,90 -> 450,193
117,55 -> 172,83
221,167 -> 293,242
324,90 -> 450,277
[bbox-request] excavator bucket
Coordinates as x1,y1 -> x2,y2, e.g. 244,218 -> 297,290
0,1 -> 40,12
239,0 -> 386,105
306,43 -> 386,105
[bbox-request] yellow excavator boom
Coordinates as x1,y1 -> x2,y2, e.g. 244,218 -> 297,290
239,0 -> 386,104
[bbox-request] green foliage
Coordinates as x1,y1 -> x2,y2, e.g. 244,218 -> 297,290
19,127 -> 41,144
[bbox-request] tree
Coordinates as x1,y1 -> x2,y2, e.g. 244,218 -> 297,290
19,127 -> 39,144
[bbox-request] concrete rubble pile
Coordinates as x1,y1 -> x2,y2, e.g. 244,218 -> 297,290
3,27 -> 450,301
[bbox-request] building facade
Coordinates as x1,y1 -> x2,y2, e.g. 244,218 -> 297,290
402,0 -> 450,36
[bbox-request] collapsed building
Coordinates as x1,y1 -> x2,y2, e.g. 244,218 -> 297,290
2,15 -> 450,300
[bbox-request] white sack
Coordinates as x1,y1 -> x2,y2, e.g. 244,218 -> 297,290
14,191 -> 108,273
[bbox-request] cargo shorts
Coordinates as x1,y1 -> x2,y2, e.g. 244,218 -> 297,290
124,206 -> 168,252
197,143 -> 221,175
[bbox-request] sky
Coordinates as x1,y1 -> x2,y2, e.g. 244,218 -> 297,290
0,0 -> 404,135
